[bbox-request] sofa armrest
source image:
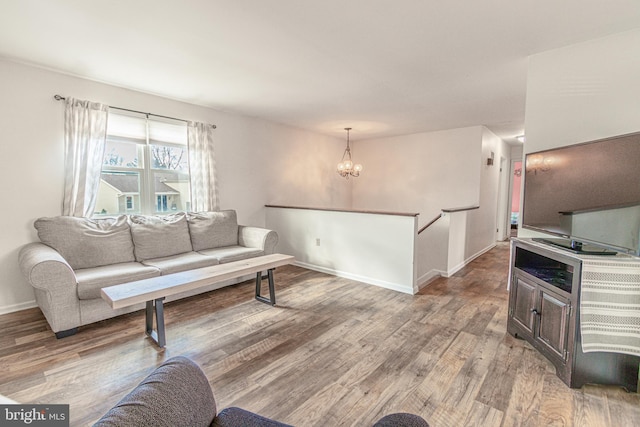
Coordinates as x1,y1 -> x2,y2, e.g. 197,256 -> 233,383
93,356 -> 217,427
238,226 -> 278,254
18,242 -> 81,332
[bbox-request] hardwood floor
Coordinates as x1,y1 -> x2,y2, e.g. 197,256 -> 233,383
1,242 -> 639,426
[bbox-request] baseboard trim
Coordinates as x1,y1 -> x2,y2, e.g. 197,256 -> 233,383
293,261 -> 414,295
0,300 -> 37,315
444,243 -> 497,277
0,249 -> 497,316
416,269 -> 444,290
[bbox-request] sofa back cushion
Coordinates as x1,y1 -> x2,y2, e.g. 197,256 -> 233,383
187,210 -> 239,251
34,215 -> 135,270
129,212 -> 193,261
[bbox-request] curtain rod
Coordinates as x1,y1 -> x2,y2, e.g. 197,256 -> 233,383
53,94 -> 216,129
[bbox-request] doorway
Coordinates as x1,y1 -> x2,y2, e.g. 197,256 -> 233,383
508,160 -> 522,238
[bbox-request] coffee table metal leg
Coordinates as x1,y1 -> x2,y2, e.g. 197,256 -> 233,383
255,268 -> 276,306
268,268 -> 276,305
255,272 -> 262,299
145,297 -> 166,348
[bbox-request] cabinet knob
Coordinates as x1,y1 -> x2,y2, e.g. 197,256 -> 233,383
531,308 -> 540,316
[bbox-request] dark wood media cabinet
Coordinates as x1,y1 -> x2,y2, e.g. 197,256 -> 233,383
507,238 -> 640,391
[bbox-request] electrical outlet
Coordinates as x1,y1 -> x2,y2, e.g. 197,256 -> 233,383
316,238 -> 321,246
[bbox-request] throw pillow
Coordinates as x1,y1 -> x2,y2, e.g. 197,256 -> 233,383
187,210 -> 239,251
129,212 -> 193,261
34,215 -> 135,270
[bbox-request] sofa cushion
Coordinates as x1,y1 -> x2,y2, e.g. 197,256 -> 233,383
34,215 -> 135,270
129,213 -> 193,261
197,246 -> 263,264
187,211 -> 238,251
76,262 -> 161,300
142,252 -> 220,275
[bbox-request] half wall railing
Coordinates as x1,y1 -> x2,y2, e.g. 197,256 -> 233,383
417,205 -> 479,234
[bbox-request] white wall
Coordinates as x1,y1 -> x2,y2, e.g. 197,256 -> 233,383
351,126 -> 483,226
416,214 -> 450,287
266,207 -> 418,294
0,59 -> 349,313
416,210 -> 477,283
1,57 -> 517,312
466,128 -> 508,258
520,28 -> 640,237
510,144 -> 523,160
352,126 -> 507,286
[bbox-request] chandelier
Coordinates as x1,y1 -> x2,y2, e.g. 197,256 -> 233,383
337,127 -> 363,179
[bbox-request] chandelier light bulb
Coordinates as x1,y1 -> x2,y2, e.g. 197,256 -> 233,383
354,163 -> 363,172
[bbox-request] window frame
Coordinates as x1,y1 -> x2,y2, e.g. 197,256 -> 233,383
95,111 -> 191,217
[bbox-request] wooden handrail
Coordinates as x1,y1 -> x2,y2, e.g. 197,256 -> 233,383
265,205 -> 419,217
418,213 -> 442,234
442,205 -> 480,213
417,205 -> 480,234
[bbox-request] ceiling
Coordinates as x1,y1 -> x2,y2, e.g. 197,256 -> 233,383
2,1 -> 640,143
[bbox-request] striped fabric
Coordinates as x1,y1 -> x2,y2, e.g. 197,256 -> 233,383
580,255 -> 640,356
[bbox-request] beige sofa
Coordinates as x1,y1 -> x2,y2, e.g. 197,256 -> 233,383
18,210 -> 278,338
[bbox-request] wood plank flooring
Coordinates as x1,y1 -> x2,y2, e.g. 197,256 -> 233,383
1,242 -> 639,426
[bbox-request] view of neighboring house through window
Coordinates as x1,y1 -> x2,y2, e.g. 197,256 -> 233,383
95,110 -> 191,216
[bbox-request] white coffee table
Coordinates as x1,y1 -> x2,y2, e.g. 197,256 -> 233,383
101,253 -> 295,347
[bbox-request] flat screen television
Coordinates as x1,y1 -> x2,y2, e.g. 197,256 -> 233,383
522,131 -> 640,256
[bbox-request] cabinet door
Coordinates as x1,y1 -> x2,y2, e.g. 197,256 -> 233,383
510,274 -> 536,337
536,289 -> 570,361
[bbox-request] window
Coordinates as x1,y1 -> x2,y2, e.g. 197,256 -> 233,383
157,195 -> 168,212
94,110 -> 191,216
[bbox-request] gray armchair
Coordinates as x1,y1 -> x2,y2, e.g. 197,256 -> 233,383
93,356 -> 429,427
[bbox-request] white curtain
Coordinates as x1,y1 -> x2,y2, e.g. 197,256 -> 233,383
62,98 -> 109,217
187,121 -> 219,212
